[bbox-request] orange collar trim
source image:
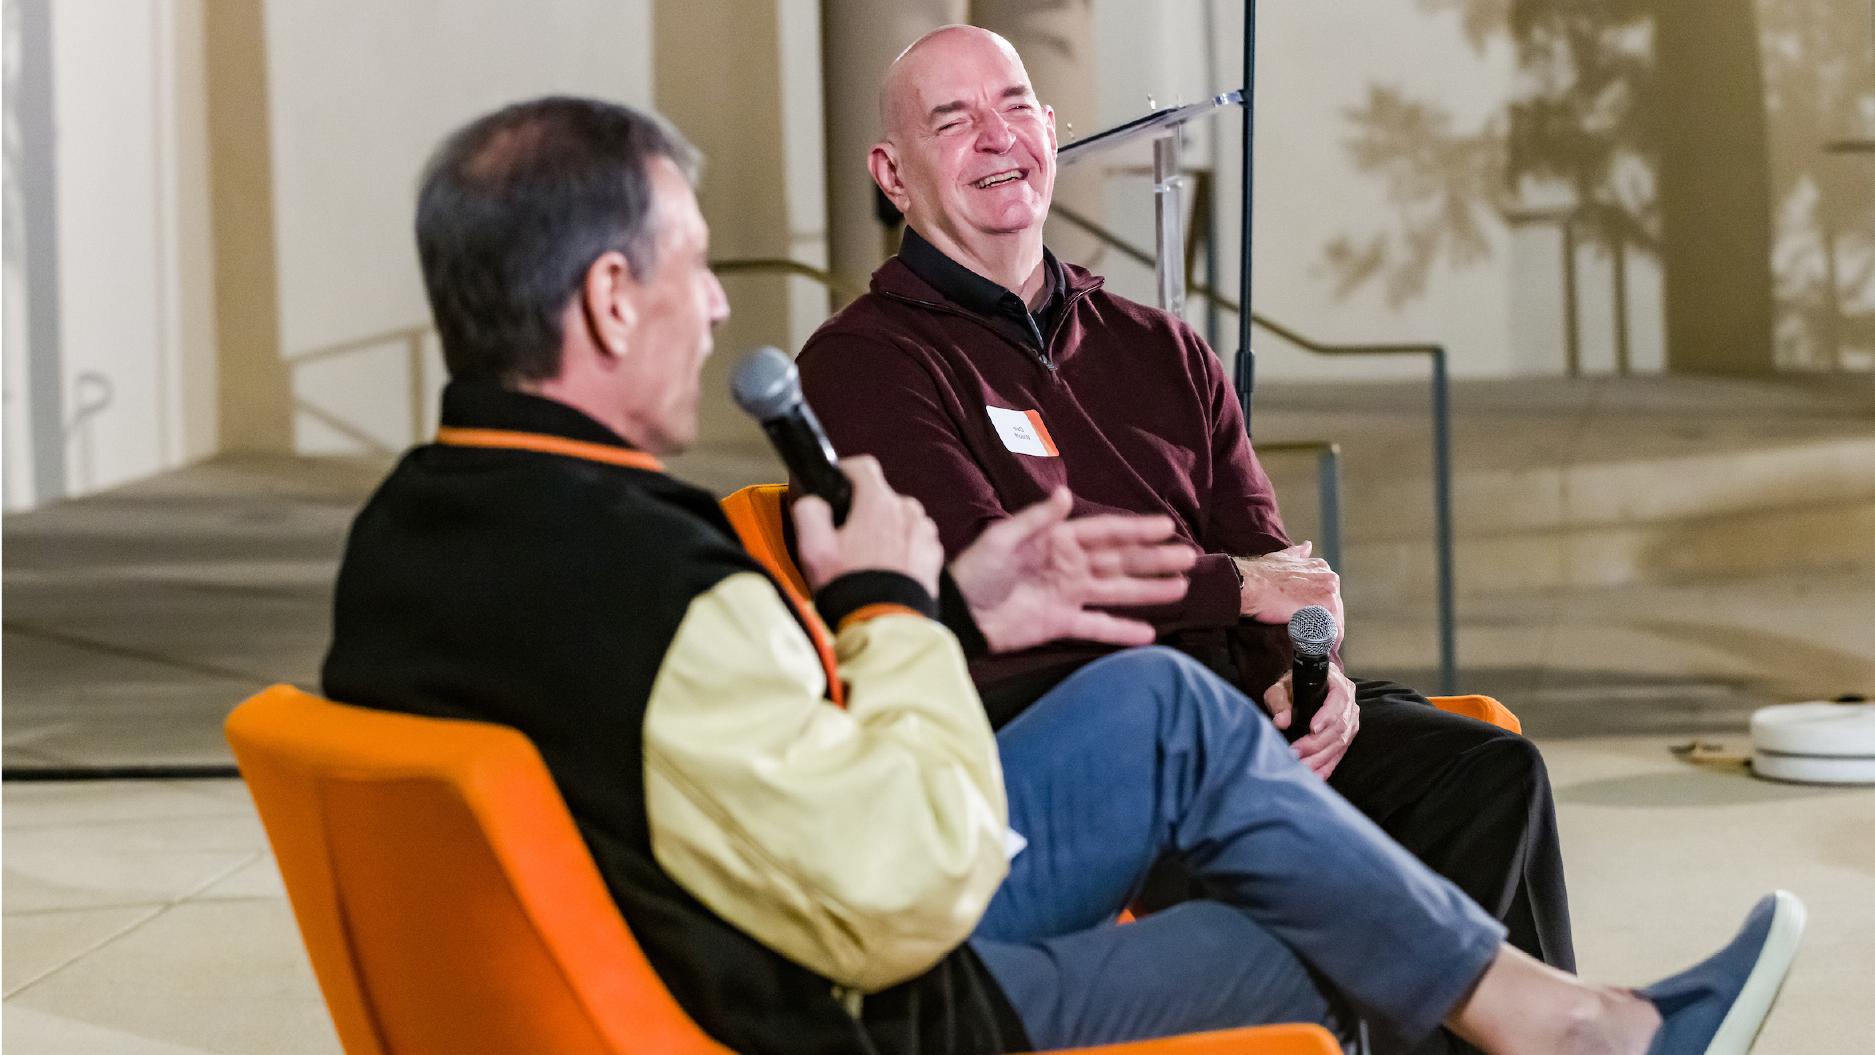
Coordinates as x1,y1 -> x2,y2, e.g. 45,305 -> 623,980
435,426 -> 665,473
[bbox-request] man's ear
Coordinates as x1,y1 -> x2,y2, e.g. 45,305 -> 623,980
580,250 -> 639,359
869,143 -> 910,212
1044,104 -> 1058,153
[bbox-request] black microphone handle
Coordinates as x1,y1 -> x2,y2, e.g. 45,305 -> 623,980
760,412 -> 853,525
1286,652 -> 1331,743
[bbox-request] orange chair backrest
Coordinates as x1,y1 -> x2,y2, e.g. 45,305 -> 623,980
1424,694 -> 1521,734
720,483 -> 812,599
225,684 -> 731,1055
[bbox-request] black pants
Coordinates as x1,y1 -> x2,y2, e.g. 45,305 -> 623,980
1137,676 -> 1573,1055
1329,679 -> 1573,972
1334,680 -> 1574,1054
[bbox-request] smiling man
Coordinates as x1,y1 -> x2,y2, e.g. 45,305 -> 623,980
798,25 -> 1577,1048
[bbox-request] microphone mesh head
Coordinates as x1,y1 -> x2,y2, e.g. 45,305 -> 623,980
1288,605 -> 1337,658
729,346 -> 799,421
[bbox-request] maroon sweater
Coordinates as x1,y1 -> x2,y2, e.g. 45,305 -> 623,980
799,253 -> 1294,722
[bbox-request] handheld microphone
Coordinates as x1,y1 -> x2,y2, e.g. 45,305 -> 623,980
1285,605 -> 1337,742
730,346 -> 852,524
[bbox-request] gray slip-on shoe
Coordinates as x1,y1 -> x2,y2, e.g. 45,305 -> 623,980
1642,890 -> 1805,1055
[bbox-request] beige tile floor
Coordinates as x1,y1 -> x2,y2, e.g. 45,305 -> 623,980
5,739 -> 1871,1053
5,375 -> 1874,1051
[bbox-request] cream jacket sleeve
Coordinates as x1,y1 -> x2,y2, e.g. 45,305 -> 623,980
642,571 -> 1009,993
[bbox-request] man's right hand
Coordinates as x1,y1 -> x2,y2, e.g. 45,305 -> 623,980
792,456 -> 944,598
948,488 -> 1194,653
1235,542 -> 1343,635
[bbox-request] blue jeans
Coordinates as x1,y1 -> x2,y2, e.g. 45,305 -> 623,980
968,648 -> 1504,1052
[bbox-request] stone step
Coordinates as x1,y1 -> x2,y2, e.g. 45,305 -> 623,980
1253,377 -> 1875,601
1342,567 -> 1875,735
1336,496 -> 1875,607
1348,435 -> 1875,541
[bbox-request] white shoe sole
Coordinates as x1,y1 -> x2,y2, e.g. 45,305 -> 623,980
1705,890 -> 1806,1055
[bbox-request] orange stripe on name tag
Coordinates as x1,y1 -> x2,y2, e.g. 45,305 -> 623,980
1023,410 -> 1059,456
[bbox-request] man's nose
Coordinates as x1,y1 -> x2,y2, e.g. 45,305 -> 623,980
975,111 -> 1015,153
708,271 -> 730,323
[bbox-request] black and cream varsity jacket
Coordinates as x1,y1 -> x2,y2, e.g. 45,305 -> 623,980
323,381 -> 1027,1055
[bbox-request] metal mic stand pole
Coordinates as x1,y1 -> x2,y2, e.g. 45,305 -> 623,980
1234,0 -> 1256,435
1057,93 -> 1244,317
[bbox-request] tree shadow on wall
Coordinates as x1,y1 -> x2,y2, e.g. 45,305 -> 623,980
1322,0 -> 1875,374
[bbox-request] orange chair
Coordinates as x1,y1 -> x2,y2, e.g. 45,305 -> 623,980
228,684 -> 1338,1054
719,482 -> 814,601
720,484 -> 1520,734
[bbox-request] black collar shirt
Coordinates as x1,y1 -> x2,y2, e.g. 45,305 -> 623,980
897,226 -> 1067,358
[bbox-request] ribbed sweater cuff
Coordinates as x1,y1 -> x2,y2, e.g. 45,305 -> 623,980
814,571 -> 937,629
936,571 -> 989,659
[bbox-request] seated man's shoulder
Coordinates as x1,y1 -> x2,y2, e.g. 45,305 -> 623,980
558,472 -> 759,584
359,450 -> 756,594
1079,279 -> 1205,346
800,292 -> 930,362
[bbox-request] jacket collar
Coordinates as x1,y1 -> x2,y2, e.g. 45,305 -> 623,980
439,380 -> 640,450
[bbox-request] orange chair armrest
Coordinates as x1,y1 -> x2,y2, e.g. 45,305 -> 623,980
1044,1023 -> 1340,1054
1429,694 -> 1521,734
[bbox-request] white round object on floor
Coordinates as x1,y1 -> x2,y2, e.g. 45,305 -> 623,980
1750,701 -> 1875,785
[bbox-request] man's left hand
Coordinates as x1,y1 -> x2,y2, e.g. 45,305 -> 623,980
949,488 -> 1196,654
1263,663 -> 1360,779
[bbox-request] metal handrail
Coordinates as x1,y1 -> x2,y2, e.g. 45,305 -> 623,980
1050,204 -> 1458,692
1256,441 -> 1342,573
290,324 -> 434,447
712,257 -> 866,302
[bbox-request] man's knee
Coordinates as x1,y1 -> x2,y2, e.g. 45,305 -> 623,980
1104,646 -> 1268,724
1018,648 -> 1215,745
1092,644 -> 1205,678
1460,731 -> 1554,812
1023,647 -> 1278,769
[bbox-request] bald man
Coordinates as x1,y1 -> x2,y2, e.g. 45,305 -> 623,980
799,26 -> 1574,1051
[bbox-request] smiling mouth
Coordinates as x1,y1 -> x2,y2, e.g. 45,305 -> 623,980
973,169 -> 1025,189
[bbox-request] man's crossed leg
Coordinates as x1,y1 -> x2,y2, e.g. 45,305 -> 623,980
971,648 -> 1803,1055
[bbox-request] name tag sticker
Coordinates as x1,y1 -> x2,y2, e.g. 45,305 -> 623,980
986,406 -> 1059,458
1004,828 -> 1028,862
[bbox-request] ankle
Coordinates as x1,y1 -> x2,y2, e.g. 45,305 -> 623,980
1553,987 -> 1615,1055
1613,988 -> 1663,1055
1557,988 -> 1658,1055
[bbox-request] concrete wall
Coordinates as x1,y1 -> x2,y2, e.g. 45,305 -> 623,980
261,0 -> 654,455
4,0 -> 55,510
6,0 -> 1867,509
1085,0 -> 1571,382
4,0 -> 808,507
2,0 -> 658,505
655,0 -> 829,458
1078,0 -> 1868,382
3,0 -> 217,510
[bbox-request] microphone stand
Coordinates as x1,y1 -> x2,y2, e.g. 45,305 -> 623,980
1057,91 -> 1243,322
1236,0 -> 1256,436
1054,0 -> 1257,435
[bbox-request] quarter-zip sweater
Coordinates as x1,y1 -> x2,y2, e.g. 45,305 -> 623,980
799,249 -> 1294,725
